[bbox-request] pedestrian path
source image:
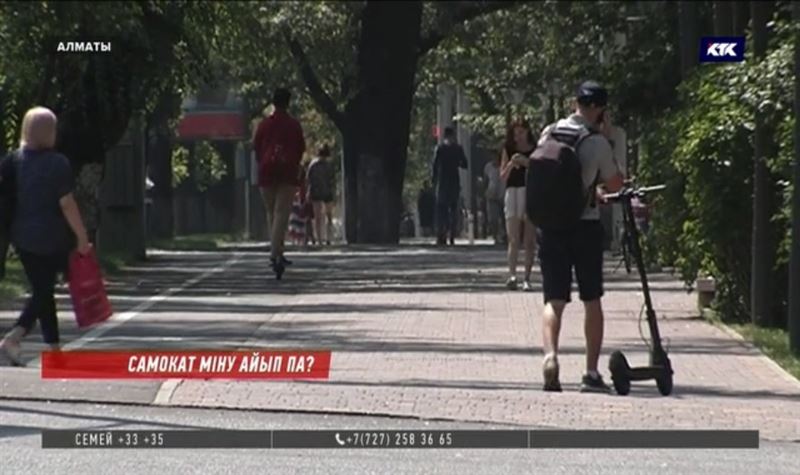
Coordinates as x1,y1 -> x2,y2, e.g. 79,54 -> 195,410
167,246 -> 800,441
1,246 -> 799,441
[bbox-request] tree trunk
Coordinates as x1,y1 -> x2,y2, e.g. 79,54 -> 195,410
713,1 -> 733,36
341,108 -> 359,243
545,94 -> 556,125
732,1 -> 750,37
146,90 -> 183,240
789,0 -> 800,354
678,1 -> 699,79
341,1 -> 423,243
750,0 -> 774,327
58,110 -> 111,245
147,123 -> 175,240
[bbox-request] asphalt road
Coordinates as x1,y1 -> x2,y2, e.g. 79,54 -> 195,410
2,400 -> 799,475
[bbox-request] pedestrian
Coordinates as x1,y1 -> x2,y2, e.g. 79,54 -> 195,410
533,81 -> 624,392
306,144 -> 335,246
253,88 -> 306,279
0,106 -> 91,365
483,153 -> 506,245
287,187 -> 308,247
432,126 -> 467,246
500,119 -> 537,291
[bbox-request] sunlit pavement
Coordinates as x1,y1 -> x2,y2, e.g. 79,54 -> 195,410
2,244 -> 799,444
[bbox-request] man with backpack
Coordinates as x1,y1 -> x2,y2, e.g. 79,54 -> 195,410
527,81 -> 625,392
253,88 -> 306,279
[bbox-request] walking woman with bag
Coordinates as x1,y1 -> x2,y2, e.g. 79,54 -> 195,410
0,107 -> 91,366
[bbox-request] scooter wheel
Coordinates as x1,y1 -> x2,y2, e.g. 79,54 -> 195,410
612,376 -> 631,396
656,368 -> 673,396
609,351 -> 631,396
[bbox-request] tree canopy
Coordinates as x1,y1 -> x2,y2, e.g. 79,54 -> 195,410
0,0 -> 798,333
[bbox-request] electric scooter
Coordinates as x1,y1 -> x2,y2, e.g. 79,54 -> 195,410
603,183 -> 673,396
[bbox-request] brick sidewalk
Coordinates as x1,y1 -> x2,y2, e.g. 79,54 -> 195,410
164,246 -> 800,442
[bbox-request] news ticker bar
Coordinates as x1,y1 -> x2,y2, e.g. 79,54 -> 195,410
42,430 -> 759,449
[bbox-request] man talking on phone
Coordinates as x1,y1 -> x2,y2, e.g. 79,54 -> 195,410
536,81 -> 625,392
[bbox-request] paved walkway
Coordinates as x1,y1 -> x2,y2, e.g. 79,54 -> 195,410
2,244 -> 799,441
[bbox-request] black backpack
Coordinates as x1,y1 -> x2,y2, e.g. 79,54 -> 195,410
526,123 -> 596,230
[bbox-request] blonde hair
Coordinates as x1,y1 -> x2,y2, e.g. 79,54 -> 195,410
19,106 -> 57,150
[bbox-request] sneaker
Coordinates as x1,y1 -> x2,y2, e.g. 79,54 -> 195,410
269,257 -> 286,280
280,256 -> 292,266
542,354 -> 562,392
273,261 -> 285,280
505,276 -> 518,290
0,338 -> 24,367
580,373 -> 611,393
522,280 -> 534,292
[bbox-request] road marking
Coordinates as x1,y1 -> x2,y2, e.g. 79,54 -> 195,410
27,252 -> 242,368
153,378 -> 183,406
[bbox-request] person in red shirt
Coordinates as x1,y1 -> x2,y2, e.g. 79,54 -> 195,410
253,88 -> 306,279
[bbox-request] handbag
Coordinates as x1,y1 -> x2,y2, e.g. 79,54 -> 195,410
68,247 -> 113,328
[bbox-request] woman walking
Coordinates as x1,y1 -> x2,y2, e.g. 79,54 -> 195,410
287,163 -> 310,247
0,107 -> 91,365
499,119 -> 537,291
306,144 -> 335,246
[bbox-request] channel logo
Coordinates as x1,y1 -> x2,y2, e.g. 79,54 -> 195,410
699,36 -> 745,63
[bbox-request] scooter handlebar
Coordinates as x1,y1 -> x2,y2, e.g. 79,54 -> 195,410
603,184 -> 666,202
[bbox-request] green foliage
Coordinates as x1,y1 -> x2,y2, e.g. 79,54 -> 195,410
730,323 -> 800,380
404,87 -> 438,208
173,141 -> 226,192
172,145 -> 190,187
192,141 -> 227,192
0,1 -> 220,160
638,17 -> 795,324
149,233 -> 231,251
0,256 -> 25,300
423,1 -> 680,132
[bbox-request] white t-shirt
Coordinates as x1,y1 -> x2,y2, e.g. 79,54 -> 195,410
539,114 -> 619,220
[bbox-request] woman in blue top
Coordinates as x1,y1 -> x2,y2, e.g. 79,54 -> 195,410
0,107 -> 91,366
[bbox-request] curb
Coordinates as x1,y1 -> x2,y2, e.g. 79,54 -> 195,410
712,320 -> 800,390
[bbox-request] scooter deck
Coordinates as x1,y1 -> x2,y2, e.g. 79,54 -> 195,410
624,365 -> 672,381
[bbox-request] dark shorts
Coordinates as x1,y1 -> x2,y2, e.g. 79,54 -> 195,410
537,220 -> 605,303
310,192 -> 334,204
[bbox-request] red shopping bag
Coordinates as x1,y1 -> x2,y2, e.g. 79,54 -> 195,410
68,248 -> 113,329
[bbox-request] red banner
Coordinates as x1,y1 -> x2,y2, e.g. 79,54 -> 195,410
41,350 -> 331,380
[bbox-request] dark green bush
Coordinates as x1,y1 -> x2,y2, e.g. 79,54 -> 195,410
638,19 -> 794,324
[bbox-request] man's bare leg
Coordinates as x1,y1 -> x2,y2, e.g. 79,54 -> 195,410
542,300 -> 566,391
583,299 -> 604,374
